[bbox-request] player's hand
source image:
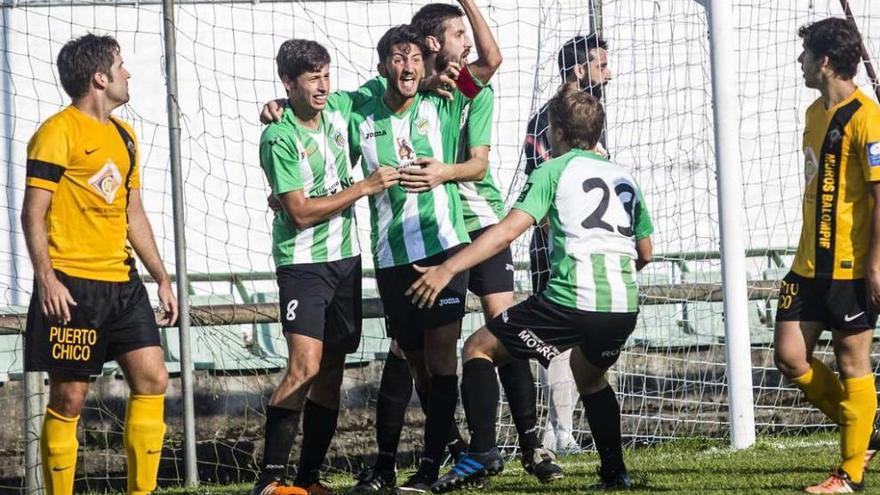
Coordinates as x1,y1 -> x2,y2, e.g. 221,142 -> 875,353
268,194 -> 282,212
406,264 -> 454,308
38,272 -> 77,324
156,280 -> 179,326
401,158 -> 451,193
360,167 -> 401,195
419,61 -> 461,100
259,98 -> 286,124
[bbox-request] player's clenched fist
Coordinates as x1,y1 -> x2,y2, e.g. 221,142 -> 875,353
360,167 -> 401,195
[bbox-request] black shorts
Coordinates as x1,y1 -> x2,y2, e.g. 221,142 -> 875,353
529,226 -> 550,295
24,270 -> 160,377
775,271 -> 878,331
376,246 -> 469,353
467,226 -> 514,296
277,256 -> 362,354
487,294 -> 638,368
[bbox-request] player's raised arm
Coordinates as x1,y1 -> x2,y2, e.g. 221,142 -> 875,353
456,0 -> 502,84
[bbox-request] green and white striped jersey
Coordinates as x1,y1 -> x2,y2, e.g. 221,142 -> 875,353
359,77 -> 505,232
457,86 -> 505,231
259,92 -> 360,267
349,90 -> 473,268
514,148 -> 653,313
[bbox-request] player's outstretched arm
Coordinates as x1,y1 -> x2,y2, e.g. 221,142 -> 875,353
407,209 -> 533,308
127,189 -> 178,326
21,187 -> 77,324
279,167 -> 400,230
457,0 -> 502,84
867,182 -> 880,312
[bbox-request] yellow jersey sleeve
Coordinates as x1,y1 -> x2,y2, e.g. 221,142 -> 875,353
855,105 -> 880,182
26,118 -> 71,192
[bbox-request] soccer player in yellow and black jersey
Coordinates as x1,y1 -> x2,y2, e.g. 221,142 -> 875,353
774,18 -> 880,494
21,34 -> 177,495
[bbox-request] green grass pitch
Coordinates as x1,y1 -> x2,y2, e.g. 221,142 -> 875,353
149,433 -> 857,494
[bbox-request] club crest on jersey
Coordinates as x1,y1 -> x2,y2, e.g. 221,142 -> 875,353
333,129 -> 346,148
827,128 -> 842,145
804,147 -> 819,184
88,160 -> 123,204
415,117 -> 431,136
397,138 -> 416,168
868,142 -> 880,167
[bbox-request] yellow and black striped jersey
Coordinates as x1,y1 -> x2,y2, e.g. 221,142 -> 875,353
792,89 -> 880,280
26,105 -> 140,282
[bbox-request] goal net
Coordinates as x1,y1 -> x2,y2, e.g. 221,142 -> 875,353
0,0 -> 878,490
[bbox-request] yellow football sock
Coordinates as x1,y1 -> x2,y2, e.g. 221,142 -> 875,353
40,407 -> 79,495
839,374 -> 877,483
124,394 -> 167,495
792,358 -> 845,424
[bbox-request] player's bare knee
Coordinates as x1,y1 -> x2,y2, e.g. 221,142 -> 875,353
462,332 -> 492,362
133,366 -> 169,395
773,348 -> 809,379
48,384 -> 88,417
834,352 -> 871,379
285,357 -> 321,388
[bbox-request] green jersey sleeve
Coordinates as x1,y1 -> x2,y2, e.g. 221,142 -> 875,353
633,187 -> 654,240
260,130 -> 302,195
513,163 -> 557,224
326,91 -> 355,118
349,77 -> 387,109
467,86 -> 493,148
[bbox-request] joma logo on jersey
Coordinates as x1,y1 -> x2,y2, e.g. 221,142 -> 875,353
364,129 -> 387,140
438,297 -> 461,307
517,329 -> 559,362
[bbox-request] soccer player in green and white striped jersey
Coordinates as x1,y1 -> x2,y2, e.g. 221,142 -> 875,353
347,24 -> 487,493
252,39 -> 400,495
407,83 -> 653,493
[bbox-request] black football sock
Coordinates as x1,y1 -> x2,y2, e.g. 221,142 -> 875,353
295,399 -> 339,485
414,374 -> 467,461
498,359 -> 541,451
258,405 -> 301,481
422,374 -> 459,476
581,385 -> 626,474
462,358 -> 500,454
375,352 -> 414,471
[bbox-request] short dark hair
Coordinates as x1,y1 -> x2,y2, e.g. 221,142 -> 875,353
377,25 -> 428,63
557,33 -> 607,80
798,17 -> 862,80
56,34 -> 120,99
547,83 -> 605,150
411,4 -> 465,43
276,39 -> 331,81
